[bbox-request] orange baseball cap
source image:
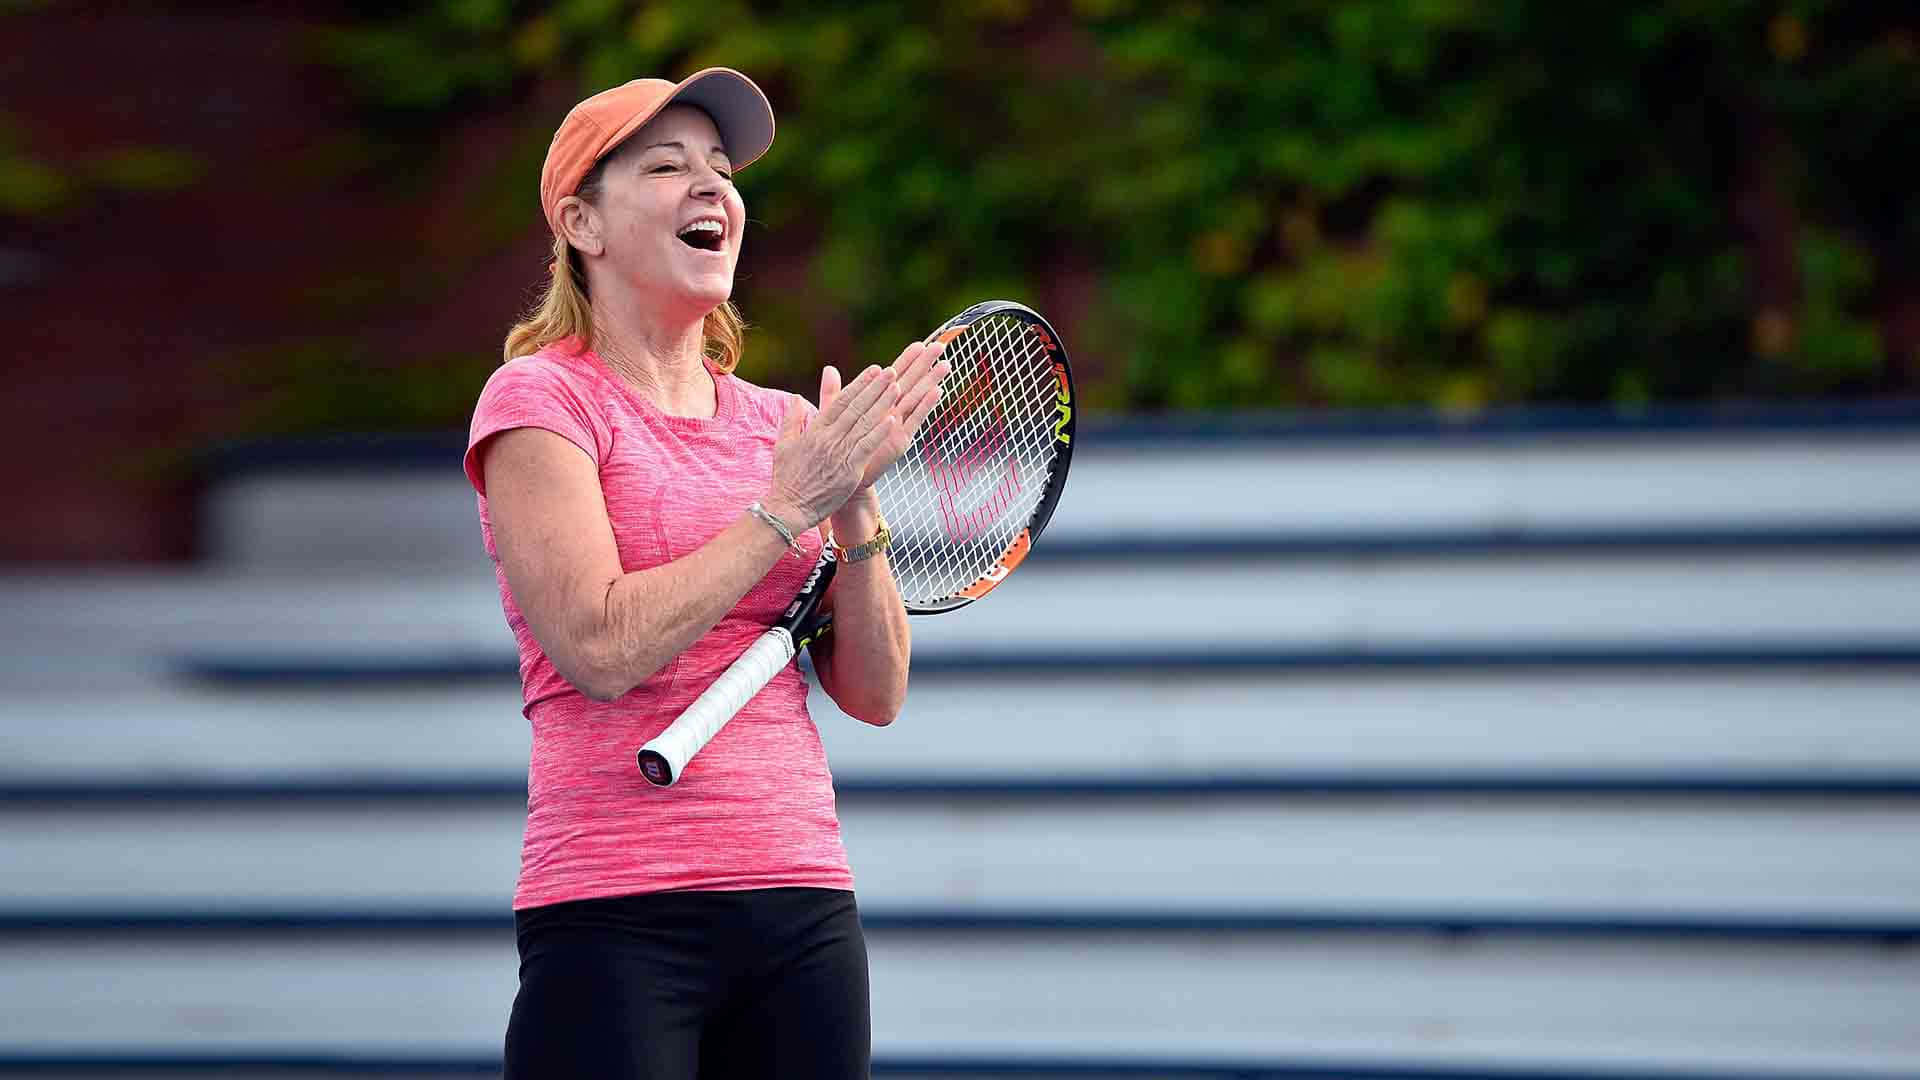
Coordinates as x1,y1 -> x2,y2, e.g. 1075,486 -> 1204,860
538,67 -> 776,234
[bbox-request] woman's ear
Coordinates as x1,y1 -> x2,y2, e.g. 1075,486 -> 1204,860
555,196 -> 604,258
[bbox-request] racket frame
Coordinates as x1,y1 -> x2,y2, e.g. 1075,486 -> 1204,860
896,299 -> 1076,614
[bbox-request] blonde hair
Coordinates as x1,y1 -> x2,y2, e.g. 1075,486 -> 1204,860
502,149 -> 746,370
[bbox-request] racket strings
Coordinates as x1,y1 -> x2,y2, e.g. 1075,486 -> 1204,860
878,313 -> 1061,606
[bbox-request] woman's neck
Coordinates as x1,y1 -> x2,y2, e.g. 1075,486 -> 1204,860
590,285 -> 716,418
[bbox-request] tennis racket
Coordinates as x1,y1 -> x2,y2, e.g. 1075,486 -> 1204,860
637,299 -> 1076,786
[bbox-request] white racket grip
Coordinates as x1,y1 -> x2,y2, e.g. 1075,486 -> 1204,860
638,627 -> 796,786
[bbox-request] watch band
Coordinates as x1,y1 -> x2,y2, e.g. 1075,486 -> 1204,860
834,515 -> 892,563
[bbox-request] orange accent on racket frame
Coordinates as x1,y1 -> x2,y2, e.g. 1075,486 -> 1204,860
958,528 -> 1032,599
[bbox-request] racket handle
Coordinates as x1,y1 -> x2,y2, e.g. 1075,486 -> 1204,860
637,627 -> 797,787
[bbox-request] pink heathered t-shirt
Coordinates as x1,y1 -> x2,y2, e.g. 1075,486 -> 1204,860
463,338 -> 853,910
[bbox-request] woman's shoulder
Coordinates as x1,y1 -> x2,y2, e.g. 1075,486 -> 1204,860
466,342 -> 613,491
471,341 -> 613,439
475,343 -> 612,420
489,340 -> 600,392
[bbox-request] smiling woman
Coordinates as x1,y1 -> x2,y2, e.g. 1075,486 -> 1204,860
501,69 -> 773,372
461,69 -> 948,1079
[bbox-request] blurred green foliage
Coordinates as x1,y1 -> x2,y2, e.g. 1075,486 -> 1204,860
0,109 -> 208,216
318,0 -> 1913,413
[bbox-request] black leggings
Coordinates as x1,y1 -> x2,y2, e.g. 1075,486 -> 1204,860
504,887 -> 870,1080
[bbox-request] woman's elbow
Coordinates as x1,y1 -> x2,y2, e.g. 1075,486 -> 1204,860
575,677 -> 627,704
558,636 -> 634,703
566,664 -> 629,703
844,679 -> 909,727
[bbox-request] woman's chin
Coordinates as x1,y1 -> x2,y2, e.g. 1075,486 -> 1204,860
622,262 -> 735,319
679,272 -> 736,311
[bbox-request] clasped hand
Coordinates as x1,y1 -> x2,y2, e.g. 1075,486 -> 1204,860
764,339 -> 950,531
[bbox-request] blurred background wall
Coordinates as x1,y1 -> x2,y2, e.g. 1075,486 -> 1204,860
1,0 -> 1915,560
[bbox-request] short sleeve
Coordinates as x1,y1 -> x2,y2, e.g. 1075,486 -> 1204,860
464,358 -> 605,496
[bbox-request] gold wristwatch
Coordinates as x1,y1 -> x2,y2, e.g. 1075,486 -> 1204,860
833,515 -> 892,563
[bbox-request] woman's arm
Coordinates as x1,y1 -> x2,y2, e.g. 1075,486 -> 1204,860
483,366 -> 901,703
809,342 -> 950,726
484,427 -> 796,702
809,489 -> 910,725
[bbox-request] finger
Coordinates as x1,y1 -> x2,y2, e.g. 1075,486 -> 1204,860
898,375 -> 944,437
907,341 -> 950,396
823,364 -> 894,436
834,381 -> 901,463
889,340 -> 931,387
820,364 -> 887,428
846,373 -> 901,438
894,338 -> 940,393
892,365 -> 941,429
850,413 -> 902,472
897,353 -> 950,417
818,365 -> 842,414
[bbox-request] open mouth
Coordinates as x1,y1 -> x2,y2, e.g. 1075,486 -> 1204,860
677,220 -> 725,252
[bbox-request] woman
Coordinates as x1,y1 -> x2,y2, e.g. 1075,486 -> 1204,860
462,69 -> 948,1079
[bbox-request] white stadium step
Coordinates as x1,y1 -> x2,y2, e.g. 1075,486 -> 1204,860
7,669 -> 1920,787
9,549 -> 1920,682
1052,433 -> 1920,541
894,551 -> 1920,656
6,794 -> 1918,922
819,671 -> 1920,782
200,429 -> 1920,569
2,928 -> 1915,1076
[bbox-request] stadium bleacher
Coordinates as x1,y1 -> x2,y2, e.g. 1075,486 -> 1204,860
3,402 -> 1918,1079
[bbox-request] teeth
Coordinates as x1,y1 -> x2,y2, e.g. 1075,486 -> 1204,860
678,220 -> 724,237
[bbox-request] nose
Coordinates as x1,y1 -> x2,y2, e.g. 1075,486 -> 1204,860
690,160 -> 727,201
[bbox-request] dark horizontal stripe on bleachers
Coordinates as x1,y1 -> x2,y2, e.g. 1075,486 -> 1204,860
1,908 -> 1914,943
175,642 -> 1920,687
195,398 -> 1920,479
0,1053 -> 1907,1080
7,771 -> 1920,806
177,653 -> 519,686
1033,523 -> 1920,562
905,645 -> 1920,671
875,1056 -> 1914,1080
839,772 -> 1920,798
200,432 -> 466,478
872,909 -> 1920,942
0,1053 -> 1909,1080
0,1054 -> 495,1077
1085,397 -> 1920,446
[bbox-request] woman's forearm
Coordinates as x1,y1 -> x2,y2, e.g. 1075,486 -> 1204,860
814,497 -> 911,725
570,510 -> 796,701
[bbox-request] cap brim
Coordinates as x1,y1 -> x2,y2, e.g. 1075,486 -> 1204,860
661,67 -> 776,172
